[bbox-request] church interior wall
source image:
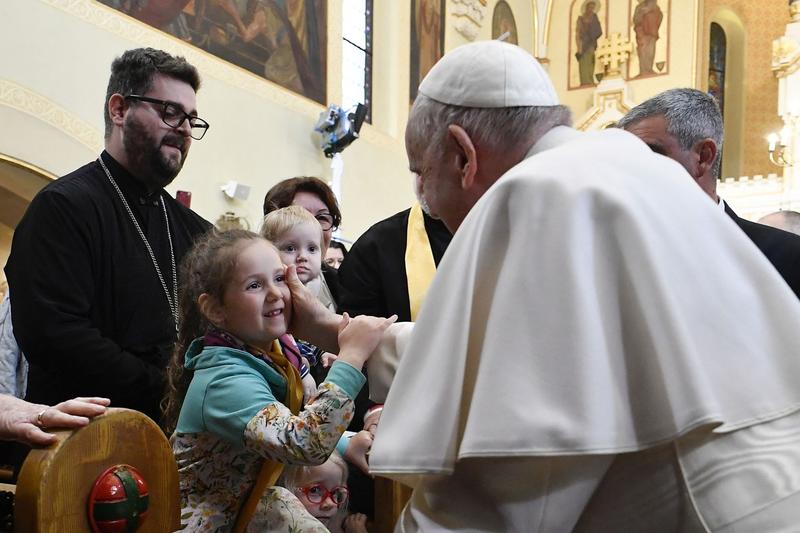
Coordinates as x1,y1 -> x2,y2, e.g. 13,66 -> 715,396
0,0 -> 418,247
700,7 -> 745,179
3,0 -> 794,259
0,105 -> 99,180
370,1 -> 411,141
548,0 -> 698,120
700,0 -> 786,180
504,0 -> 536,53
445,1 -> 537,55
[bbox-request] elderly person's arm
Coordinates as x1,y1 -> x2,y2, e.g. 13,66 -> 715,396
286,265 -> 342,352
286,265 -> 411,403
0,394 -> 109,446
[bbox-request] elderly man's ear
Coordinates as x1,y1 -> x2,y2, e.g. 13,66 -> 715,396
448,124 -> 478,190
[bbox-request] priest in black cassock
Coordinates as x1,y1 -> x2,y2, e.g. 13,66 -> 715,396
337,200 -> 452,322
335,196 -> 451,521
4,48 -> 211,428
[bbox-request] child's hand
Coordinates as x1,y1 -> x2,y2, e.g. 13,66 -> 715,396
342,512 -> 369,533
344,429 -> 373,474
299,356 -> 317,403
337,313 -> 397,369
301,372 -> 317,404
321,351 -> 338,367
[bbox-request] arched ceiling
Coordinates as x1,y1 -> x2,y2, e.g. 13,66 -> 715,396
0,156 -> 53,229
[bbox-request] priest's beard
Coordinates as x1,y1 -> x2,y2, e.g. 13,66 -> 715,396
122,114 -> 187,190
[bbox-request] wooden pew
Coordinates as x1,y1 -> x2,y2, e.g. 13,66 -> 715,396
10,407 -> 410,532
14,408 -> 179,532
374,478 -> 412,532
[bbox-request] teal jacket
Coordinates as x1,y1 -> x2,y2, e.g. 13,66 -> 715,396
175,338 -> 365,447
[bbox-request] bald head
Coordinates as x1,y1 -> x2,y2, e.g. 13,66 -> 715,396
758,210 -> 800,236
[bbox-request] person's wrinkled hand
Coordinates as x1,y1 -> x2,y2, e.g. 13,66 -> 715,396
344,430 -> 373,474
337,313 -> 397,369
0,395 -> 110,446
284,264 -> 338,348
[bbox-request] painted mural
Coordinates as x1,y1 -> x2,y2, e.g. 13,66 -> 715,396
492,1 -> 518,45
628,0 -> 669,79
569,0 -> 607,89
410,0 -> 445,103
98,0 -> 327,104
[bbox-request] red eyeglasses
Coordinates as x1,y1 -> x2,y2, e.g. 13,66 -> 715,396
297,483 -> 349,507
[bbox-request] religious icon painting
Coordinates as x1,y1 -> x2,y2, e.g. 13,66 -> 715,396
569,0 -> 609,90
97,0 -> 328,105
492,1 -> 518,45
410,0 -> 446,103
627,0 -> 670,79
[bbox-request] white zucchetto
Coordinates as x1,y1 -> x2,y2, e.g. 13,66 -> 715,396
418,40 -> 559,108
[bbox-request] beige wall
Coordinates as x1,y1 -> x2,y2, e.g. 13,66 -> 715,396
2,0 -> 789,244
445,0 -> 537,54
700,0 -> 787,179
0,0 -> 417,243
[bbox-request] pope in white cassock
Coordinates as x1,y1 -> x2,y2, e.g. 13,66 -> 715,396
287,41 -> 800,532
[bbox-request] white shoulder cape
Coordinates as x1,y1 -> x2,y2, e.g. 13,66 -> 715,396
369,127 -> 800,476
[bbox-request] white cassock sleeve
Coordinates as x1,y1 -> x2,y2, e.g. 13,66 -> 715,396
367,322 -> 414,403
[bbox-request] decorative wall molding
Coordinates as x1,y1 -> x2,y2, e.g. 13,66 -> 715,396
0,153 -> 57,182
0,79 -> 103,151
773,35 -> 800,78
451,0 -> 487,41
575,77 -> 634,131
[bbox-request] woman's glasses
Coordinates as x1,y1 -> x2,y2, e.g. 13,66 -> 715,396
314,213 -> 335,231
298,483 -> 349,507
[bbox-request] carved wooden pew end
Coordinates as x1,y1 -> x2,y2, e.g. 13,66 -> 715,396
14,408 -> 179,532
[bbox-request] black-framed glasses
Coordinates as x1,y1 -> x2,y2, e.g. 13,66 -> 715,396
125,94 -> 210,140
314,213 -> 335,231
297,483 -> 349,507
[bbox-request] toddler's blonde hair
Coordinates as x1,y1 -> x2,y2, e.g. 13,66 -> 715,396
261,205 -> 325,252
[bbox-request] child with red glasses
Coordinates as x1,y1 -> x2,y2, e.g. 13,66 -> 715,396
279,452 -> 368,533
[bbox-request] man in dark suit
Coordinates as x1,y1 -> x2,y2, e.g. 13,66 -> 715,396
618,88 -> 800,297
